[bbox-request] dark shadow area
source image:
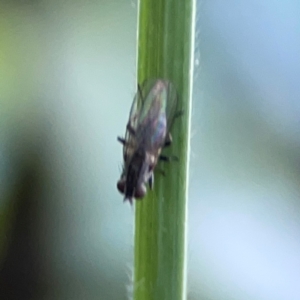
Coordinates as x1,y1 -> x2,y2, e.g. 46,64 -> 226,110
0,142 -> 45,300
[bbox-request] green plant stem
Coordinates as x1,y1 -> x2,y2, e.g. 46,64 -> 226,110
134,0 -> 195,299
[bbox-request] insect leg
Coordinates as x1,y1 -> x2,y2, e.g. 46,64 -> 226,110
155,168 -> 166,176
174,109 -> 184,119
148,173 -> 154,189
162,108 -> 183,154
160,133 -> 179,161
164,132 -> 173,147
126,123 -> 136,135
159,155 -> 179,162
117,136 -> 126,145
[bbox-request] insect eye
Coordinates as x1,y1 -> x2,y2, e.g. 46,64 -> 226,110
117,179 -> 125,194
135,184 -> 146,199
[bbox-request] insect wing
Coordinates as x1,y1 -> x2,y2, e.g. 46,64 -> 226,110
139,79 -> 179,131
122,87 -> 143,162
128,87 -> 140,129
164,80 -> 179,133
137,80 -> 179,147
135,79 -> 169,150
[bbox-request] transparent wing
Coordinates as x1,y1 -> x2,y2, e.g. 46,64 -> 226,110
137,79 -> 179,135
130,79 -> 178,151
122,79 -> 179,159
162,80 -> 179,134
122,85 -> 143,162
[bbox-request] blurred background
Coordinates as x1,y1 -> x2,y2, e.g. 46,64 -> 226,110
0,0 -> 300,299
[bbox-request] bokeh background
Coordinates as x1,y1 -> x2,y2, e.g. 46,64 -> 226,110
0,0 -> 300,299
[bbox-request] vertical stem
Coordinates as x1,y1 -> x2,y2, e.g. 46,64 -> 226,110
133,0 -> 195,300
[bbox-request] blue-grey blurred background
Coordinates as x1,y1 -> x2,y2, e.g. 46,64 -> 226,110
0,0 -> 300,299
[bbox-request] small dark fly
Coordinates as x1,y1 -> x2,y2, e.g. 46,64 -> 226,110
117,79 -> 181,204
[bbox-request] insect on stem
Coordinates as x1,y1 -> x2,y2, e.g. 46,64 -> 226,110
116,79 -> 181,203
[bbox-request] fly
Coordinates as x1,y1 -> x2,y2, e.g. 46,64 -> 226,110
117,79 -> 181,204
